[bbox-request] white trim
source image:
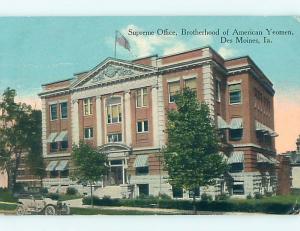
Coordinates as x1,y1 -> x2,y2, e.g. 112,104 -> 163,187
227,80 -> 242,85
182,75 -> 197,80
166,77 -> 180,83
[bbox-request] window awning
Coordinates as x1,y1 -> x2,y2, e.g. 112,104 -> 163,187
257,153 -> 279,165
255,120 -> 278,137
257,153 -> 271,163
55,160 -> 69,171
47,132 -> 58,143
229,118 -> 243,129
54,131 -> 68,142
46,161 -> 58,171
134,155 -> 149,168
228,151 -> 244,164
268,156 -> 279,165
217,116 -> 228,129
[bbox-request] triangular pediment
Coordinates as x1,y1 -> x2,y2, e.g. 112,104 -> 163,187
72,58 -> 156,88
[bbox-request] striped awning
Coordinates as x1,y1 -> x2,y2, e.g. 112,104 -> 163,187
46,161 -> 58,171
255,120 -> 278,137
47,132 -> 58,143
54,131 -> 68,142
257,153 -> 271,163
228,151 -> 244,164
229,118 -> 243,129
134,155 -> 149,167
269,156 -> 279,165
217,116 -> 228,129
55,160 -> 69,171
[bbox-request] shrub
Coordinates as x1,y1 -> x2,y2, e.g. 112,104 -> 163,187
66,187 -> 78,195
201,193 -> 213,201
159,193 -> 172,200
0,188 -> 17,202
246,194 -> 252,199
265,192 -> 273,197
215,194 -> 230,201
40,187 -> 48,195
47,193 -> 59,200
254,192 -> 263,199
82,196 -> 120,206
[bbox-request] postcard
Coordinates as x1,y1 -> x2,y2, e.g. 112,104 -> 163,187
0,16 -> 300,217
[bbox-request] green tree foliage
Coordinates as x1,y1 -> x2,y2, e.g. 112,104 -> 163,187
0,88 -> 45,191
71,141 -> 108,205
163,88 -> 228,213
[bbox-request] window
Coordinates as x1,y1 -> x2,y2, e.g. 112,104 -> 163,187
50,170 -> 59,178
60,102 -> 68,119
60,141 -> 68,151
172,187 -> 183,198
184,78 -> 197,91
110,160 -> 123,165
107,97 -> 122,124
83,98 -> 93,116
229,84 -> 242,104
108,133 -> 122,143
136,88 -> 148,107
60,170 -> 69,178
232,183 -> 244,195
229,163 -> 244,173
215,80 -> 221,102
50,104 -> 58,120
189,188 -> 200,198
168,81 -> 180,103
138,184 -> 149,197
50,142 -> 58,152
137,120 -> 149,133
136,166 -> 149,175
229,129 -> 243,141
84,128 -> 94,139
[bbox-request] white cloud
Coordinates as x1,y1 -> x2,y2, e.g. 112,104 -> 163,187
293,16 -> 300,23
218,46 -> 238,59
163,41 -> 188,56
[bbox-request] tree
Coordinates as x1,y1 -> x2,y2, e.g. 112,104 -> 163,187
25,110 -> 46,182
163,88 -> 228,214
0,88 -> 45,191
71,141 -> 108,206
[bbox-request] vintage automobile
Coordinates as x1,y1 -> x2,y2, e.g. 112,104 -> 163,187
16,194 -> 70,215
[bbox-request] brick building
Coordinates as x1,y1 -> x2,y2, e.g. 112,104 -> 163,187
39,46 -> 278,198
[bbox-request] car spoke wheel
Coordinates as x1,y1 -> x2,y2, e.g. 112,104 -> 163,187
16,205 -> 25,215
44,205 -> 56,215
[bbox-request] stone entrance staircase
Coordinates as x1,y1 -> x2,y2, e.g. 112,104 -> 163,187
93,185 -> 123,199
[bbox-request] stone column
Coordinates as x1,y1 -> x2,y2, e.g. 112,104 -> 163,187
41,98 -> 47,157
124,91 -> 132,146
71,99 -> 80,145
96,96 -> 102,146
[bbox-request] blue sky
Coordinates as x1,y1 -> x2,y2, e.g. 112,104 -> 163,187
0,16 -> 299,152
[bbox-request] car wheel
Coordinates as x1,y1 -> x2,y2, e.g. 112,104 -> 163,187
44,205 -> 56,215
16,205 -> 25,215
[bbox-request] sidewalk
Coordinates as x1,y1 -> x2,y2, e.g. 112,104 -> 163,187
65,198 -> 264,215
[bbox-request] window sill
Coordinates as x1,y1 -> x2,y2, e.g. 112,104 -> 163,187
229,102 -> 242,105
137,131 -> 149,134
50,119 -> 58,122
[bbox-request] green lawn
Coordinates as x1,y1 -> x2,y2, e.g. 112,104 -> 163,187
70,207 -> 176,215
0,202 -> 17,211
